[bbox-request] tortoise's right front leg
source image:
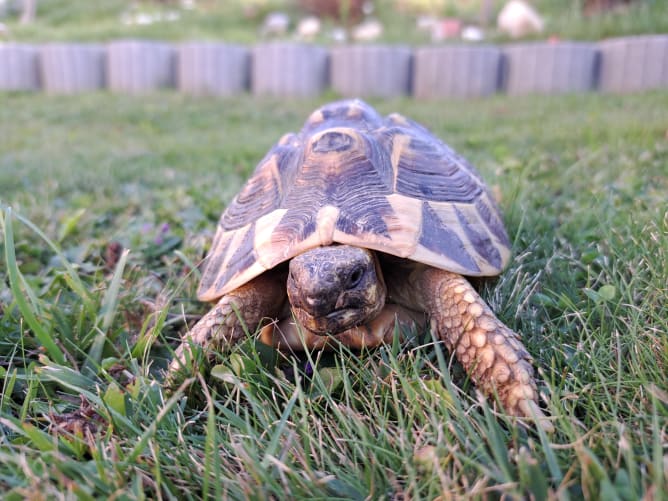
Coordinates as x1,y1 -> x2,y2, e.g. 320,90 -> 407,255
417,268 -> 553,431
167,271 -> 287,383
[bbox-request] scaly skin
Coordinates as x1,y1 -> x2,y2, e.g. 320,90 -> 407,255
416,268 -> 552,430
166,271 -> 287,385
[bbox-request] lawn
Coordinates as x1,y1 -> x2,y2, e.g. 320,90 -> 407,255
0,91 -> 667,498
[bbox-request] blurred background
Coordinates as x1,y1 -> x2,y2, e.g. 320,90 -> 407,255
1,3 -> 667,499
1,0 -> 666,43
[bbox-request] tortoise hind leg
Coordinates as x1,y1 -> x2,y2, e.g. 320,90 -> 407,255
418,268 -> 553,431
166,271 -> 287,384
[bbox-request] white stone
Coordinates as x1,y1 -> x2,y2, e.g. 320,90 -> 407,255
330,27 -> 347,43
416,15 -> 438,32
497,0 -> 544,39
262,12 -> 290,37
296,16 -> 321,40
352,19 -> 383,42
462,25 -> 485,42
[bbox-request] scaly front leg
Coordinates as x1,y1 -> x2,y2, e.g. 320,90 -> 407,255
166,271 -> 287,384
418,268 -> 552,431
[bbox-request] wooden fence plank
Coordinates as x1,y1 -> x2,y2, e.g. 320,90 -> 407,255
330,45 -> 412,97
107,40 -> 176,94
0,43 -> 40,91
40,43 -> 106,94
502,42 -> 598,95
178,42 -> 249,96
414,45 -> 501,98
598,35 -> 668,93
252,42 -> 328,97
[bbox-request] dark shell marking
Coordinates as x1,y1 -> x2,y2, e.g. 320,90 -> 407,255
199,99 -> 511,301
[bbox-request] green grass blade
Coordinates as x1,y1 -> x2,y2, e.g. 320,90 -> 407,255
131,306 -> 167,360
81,326 -> 107,378
37,356 -> 98,390
260,388 -> 299,470
37,357 -> 141,436
81,248 -> 129,376
651,394 -> 664,497
200,375 -> 221,500
20,423 -> 58,453
535,409 -> 564,484
17,269 -> 43,318
1,208 -> 66,365
8,206 -> 95,313
99,248 -> 129,333
0,416 -> 76,456
19,371 -> 38,422
121,378 -> 194,466
0,366 -> 17,414
481,404 -> 513,482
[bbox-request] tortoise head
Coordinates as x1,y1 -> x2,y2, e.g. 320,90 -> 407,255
287,245 -> 386,335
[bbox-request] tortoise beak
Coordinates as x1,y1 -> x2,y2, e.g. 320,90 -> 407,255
291,304 -> 370,335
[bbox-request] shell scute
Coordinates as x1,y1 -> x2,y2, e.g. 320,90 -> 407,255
419,202 -> 480,272
377,125 -> 484,203
304,99 -> 384,134
221,140 -> 300,231
454,205 -> 502,269
198,99 -> 512,301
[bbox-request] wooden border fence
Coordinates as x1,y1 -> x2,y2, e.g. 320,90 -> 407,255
1,35 -> 666,97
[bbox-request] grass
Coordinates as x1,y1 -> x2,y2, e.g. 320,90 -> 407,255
1,0 -> 667,43
0,91 -> 667,498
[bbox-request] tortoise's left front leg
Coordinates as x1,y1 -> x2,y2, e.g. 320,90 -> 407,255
166,270 -> 287,386
415,268 -> 552,430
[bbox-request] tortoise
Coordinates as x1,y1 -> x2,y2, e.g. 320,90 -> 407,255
169,99 -> 550,428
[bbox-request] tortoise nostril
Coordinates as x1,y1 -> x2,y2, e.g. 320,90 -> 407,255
303,294 -> 334,316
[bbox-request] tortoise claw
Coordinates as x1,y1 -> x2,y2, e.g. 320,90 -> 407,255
518,399 -> 555,433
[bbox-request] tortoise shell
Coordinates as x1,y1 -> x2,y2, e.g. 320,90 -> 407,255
198,99 -> 511,301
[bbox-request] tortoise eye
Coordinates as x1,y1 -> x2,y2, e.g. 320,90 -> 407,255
347,266 -> 364,289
